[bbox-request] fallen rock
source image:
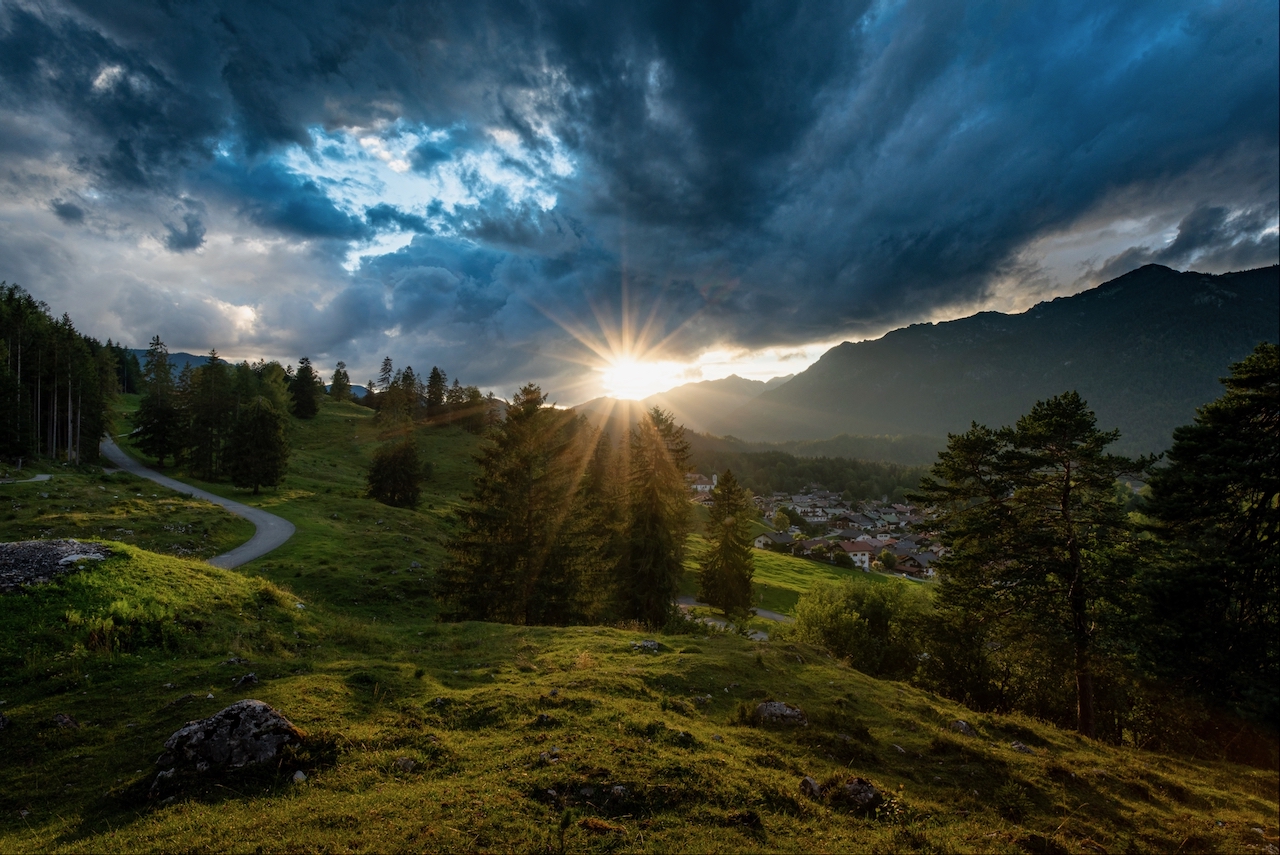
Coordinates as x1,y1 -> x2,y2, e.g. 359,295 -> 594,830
630,639 -> 660,654
293,770 -> 307,783
833,776 -> 883,811
393,757 -> 416,772
950,719 -> 977,737
1010,740 -> 1033,754
800,775 -> 823,799
234,673 -> 259,688
755,701 -> 808,726
154,699 -> 304,784
53,712 -> 80,729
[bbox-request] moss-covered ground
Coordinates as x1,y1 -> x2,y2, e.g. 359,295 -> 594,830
0,398 -> 1274,852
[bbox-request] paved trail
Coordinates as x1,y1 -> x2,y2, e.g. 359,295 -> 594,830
0,473 -> 52,484
99,437 -> 295,569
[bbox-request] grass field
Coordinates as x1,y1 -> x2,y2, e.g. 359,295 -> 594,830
0,398 -> 1274,852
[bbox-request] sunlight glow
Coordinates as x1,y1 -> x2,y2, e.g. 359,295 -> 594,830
599,357 -> 693,400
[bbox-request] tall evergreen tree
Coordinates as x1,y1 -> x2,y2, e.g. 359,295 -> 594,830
378,356 -> 394,392
619,407 -> 692,627
698,469 -> 755,616
291,356 -> 322,418
187,350 -> 234,479
913,391 -> 1143,738
1141,342 -> 1279,722
227,396 -> 290,494
426,366 -> 447,417
440,384 -> 608,625
330,361 -> 351,401
136,336 -> 184,467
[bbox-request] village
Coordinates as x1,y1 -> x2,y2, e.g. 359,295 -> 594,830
687,473 -> 942,581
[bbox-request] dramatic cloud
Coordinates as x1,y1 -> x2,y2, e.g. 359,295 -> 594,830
0,0 -> 1275,399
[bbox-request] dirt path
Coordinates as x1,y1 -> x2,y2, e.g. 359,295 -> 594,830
99,437 -> 295,569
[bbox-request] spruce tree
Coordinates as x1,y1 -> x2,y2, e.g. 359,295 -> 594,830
366,435 -> 428,507
440,384 -> 607,624
291,356 -> 322,418
619,407 -> 692,627
227,396 -> 290,494
426,366 -> 447,417
378,356 -> 394,393
698,469 -> 755,617
187,349 -> 233,480
330,361 -> 351,401
136,336 -> 183,466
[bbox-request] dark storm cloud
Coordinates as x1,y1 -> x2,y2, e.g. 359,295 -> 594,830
1,0 -> 1276,390
50,200 -> 84,223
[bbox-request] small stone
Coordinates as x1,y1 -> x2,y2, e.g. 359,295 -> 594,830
712,734 -> 723,743
205,693 -> 215,700
410,561 -> 421,568
610,785 -> 628,798
893,743 -> 906,754
800,775 -> 823,799
549,688 -> 559,697
53,712 -> 79,729
1010,740 -> 1033,754
838,777 -> 883,811
579,786 -> 595,798
950,719 -> 977,737
163,683 -> 174,689
293,770 -> 307,783
393,757 -> 416,772
536,713 -> 555,725
295,603 -> 306,610
235,673 -> 259,688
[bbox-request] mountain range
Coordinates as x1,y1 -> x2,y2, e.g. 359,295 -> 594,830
576,264 -> 1278,458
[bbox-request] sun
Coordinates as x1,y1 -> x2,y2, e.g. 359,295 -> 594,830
599,357 -> 689,400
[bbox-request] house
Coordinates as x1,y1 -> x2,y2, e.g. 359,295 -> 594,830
837,540 -> 877,570
754,531 -> 794,549
795,538 -> 827,555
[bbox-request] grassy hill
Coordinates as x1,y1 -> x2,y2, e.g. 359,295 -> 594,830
0,399 -> 1276,852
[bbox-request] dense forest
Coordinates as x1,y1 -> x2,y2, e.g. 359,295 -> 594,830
689,443 -> 927,501
0,283 -> 117,465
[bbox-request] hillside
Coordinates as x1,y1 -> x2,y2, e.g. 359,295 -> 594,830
727,265 -> 1280,454
1,401 -> 1276,852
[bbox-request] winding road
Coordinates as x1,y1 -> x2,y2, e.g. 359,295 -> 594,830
99,437 -> 295,569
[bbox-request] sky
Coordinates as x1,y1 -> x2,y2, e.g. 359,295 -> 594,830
1,1 -> 1276,402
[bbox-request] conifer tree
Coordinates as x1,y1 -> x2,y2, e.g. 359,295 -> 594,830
440,384 -> 608,624
619,407 -> 692,627
366,434 -> 428,507
136,336 -> 184,466
378,356 -> 394,393
330,361 -> 351,401
187,349 -> 234,479
227,396 -> 290,494
913,391 -> 1142,738
698,469 -> 755,616
426,366 -> 447,417
1142,342 -> 1279,722
291,356 -> 322,418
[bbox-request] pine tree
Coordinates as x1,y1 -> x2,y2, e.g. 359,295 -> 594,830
698,469 -> 755,617
366,435 -> 428,507
619,407 -> 692,627
187,349 -> 234,479
227,396 -> 290,494
291,356 -> 322,418
136,336 -> 184,467
426,366 -> 447,417
1141,342 -> 1279,722
913,391 -> 1143,738
330,361 -> 351,401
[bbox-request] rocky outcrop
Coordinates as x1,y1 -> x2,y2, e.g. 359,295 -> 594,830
152,700 -> 304,795
0,540 -> 110,593
755,701 -> 808,726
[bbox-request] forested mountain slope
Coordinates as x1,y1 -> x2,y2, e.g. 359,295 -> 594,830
728,264 -> 1279,454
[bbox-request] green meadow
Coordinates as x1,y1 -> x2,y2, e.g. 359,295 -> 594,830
0,397 -> 1274,853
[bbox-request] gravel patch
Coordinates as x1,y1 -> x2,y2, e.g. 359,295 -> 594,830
0,539 -> 112,593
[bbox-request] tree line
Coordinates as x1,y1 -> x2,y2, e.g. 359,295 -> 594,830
790,343 -> 1277,758
1,283 -> 117,466
357,358 -> 499,434
689,445 -> 927,503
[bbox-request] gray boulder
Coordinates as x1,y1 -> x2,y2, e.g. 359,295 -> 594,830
949,719 -> 977,737
155,699 -> 304,780
836,777 -> 883,811
755,701 -> 808,726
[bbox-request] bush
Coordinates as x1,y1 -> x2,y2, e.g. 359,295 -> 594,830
366,437 -> 430,507
791,579 -> 931,679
